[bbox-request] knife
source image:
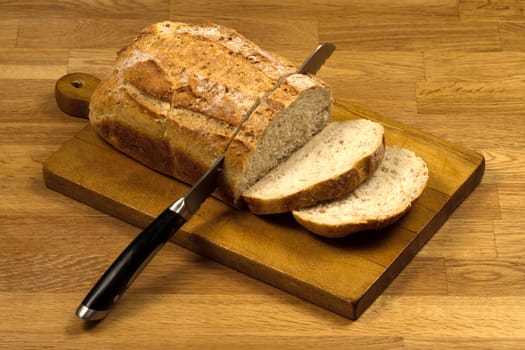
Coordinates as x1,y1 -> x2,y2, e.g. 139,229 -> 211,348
75,42 -> 336,321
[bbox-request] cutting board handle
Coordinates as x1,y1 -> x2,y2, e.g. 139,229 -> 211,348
55,73 -> 100,119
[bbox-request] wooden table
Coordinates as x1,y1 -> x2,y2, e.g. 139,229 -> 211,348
1,1 -> 524,348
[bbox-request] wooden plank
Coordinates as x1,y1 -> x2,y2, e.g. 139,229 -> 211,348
406,337 -> 525,350
497,183 -> 525,219
0,329 -> 405,350
482,149 -> 525,185
0,0 -> 169,20
393,114 -> 525,151
0,19 -> 18,48
42,100 -> 484,319
315,0 -> 459,24
0,48 -> 68,79
0,216 -> 135,254
423,51 -> 525,81
16,19 -> 153,49
170,0 -> 338,19
416,79 -> 525,115
0,79 -> 67,120
384,257 -> 448,295
0,143 -> 97,218
2,294 -> 524,338
319,22 -> 501,52
446,258 -> 525,296
459,0 -> 525,22
172,0 -> 459,24
499,22 -> 525,51
317,50 -> 424,120
419,218 -> 497,258
494,217 -> 525,258
67,49 -> 116,79
443,183 -> 500,219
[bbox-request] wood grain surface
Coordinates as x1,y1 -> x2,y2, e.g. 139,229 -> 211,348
1,1 -> 524,349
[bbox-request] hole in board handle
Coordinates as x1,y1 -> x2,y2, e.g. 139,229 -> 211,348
71,80 -> 84,88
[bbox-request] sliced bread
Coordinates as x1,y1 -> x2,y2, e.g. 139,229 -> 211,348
242,119 -> 385,214
88,21 -> 332,208
292,146 -> 429,238
225,73 -> 332,205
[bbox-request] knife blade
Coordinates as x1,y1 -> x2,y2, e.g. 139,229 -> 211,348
76,42 -> 336,321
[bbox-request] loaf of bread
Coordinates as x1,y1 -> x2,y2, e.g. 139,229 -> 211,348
89,21 -> 332,207
292,146 -> 429,238
89,21 -> 427,238
242,119 -> 385,214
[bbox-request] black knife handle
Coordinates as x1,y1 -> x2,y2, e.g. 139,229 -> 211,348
76,208 -> 186,321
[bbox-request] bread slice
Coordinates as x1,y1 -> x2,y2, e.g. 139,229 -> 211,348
292,146 -> 429,238
225,73 -> 332,205
88,21 -> 332,207
242,119 -> 385,214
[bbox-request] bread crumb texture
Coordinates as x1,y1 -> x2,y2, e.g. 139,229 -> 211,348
293,146 -> 429,237
244,119 -> 383,199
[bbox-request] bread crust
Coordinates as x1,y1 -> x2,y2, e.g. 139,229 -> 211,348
89,75 -> 230,187
243,137 -> 385,214
293,209 -> 410,238
116,21 -> 297,125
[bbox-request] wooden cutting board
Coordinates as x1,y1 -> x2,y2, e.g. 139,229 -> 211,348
43,100 -> 484,320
